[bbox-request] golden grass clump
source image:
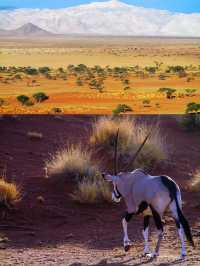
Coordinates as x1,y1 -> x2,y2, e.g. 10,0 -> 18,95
71,177 -> 111,204
0,178 -> 21,206
90,117 -> 167,170
45,145 -> 99,181
191,170 -> 200,191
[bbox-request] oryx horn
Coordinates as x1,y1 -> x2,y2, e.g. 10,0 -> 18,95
114,128 -> 119,175
126,124 -> 154,170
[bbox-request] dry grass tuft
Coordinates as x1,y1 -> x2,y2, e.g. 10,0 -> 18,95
45,145 -> 99,181
71,177 -> 111,204
27,131 -> 43,140
190,170 -> 200,191
0,178 -> 21,206
90,117 -> 167,170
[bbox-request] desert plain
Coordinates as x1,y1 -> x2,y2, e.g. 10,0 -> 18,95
0,36 -> 200,114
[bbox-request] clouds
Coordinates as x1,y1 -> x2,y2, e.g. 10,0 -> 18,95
0,0 -> 199,37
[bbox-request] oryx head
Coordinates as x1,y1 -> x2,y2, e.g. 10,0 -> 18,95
102,173 -> 122,202
102,126 -> 153,203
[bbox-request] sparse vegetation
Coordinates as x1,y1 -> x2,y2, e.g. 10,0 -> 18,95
0,98 -> 5,107
0,178 -> 21,208
190,170 -> 200,191
185,89 -> 197,97
17,95 -> 30,105
51,107 -> 62,113
158,88 -> 176,99
90,117 -> 167,170
45,145 -> 99,181
33,92 -> 49,103
0,57 -> 199,114
143,99 -> 151,107
179,102 -> 200,130
112,104 -> 132,115
71,177 -> 111,204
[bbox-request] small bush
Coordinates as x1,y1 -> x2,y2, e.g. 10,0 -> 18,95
186,102 -> 200,113
51,107 -> 62,113
39,67 -> 50,75
112,104 -> 132,115
185,89 -> 197,97
45,145 -> 99,181
90,117 -> 167,170
17,95 -> 30,105
180,102 -> 200,130
0,178 -> 21,207
71,177 -> 111,204
0,98 -> 5,107
190,170 -> 200,191
158,88 -> 176,99
143,99 -> 151,107
33,92 -> 49,103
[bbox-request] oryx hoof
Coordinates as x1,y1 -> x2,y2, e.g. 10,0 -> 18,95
124,245 -> 131,252
180,254 -> 187,260
143,252 -> 151,257
148,252 -> 158,259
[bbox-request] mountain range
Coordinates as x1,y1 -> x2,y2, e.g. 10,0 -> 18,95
0,0 -> 199,37
0,23 -> 54,37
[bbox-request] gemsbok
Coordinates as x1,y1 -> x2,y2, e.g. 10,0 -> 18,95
102,128 -> 194,259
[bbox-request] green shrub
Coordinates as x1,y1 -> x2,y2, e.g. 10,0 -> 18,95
51,107 -> 62,113
143,99 -> 151,107
179,102 -> 200,130
186,102 -> 200,113
17,95 -> 30,105
158,88 -> 176,99
145,66 -> 157,74
112,104 -> 132,114
0,98 -> 5,107
185,89 -> 196,97
33,92 -> 49,103
38,67 -> 50,74
25,67 -> 38,75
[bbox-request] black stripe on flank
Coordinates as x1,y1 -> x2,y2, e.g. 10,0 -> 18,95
160,175 -> 194,247
160,175 -> 177,201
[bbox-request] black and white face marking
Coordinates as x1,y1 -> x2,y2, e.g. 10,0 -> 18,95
112,184 -> 122,203
102,173 -> 122,203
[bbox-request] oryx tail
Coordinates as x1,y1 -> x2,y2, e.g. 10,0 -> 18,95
161,176 -> 194,247
175,194 -> 194,247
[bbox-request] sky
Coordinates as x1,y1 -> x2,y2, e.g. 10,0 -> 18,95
0,0 -> 199,13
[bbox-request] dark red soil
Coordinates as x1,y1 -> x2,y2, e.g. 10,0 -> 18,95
0,115 -> 199,265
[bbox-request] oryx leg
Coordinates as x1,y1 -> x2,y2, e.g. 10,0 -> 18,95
143,215 -> 151,256
122,212 -> 133,252
169,200 -> 186,259
149,205 -> 164,258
